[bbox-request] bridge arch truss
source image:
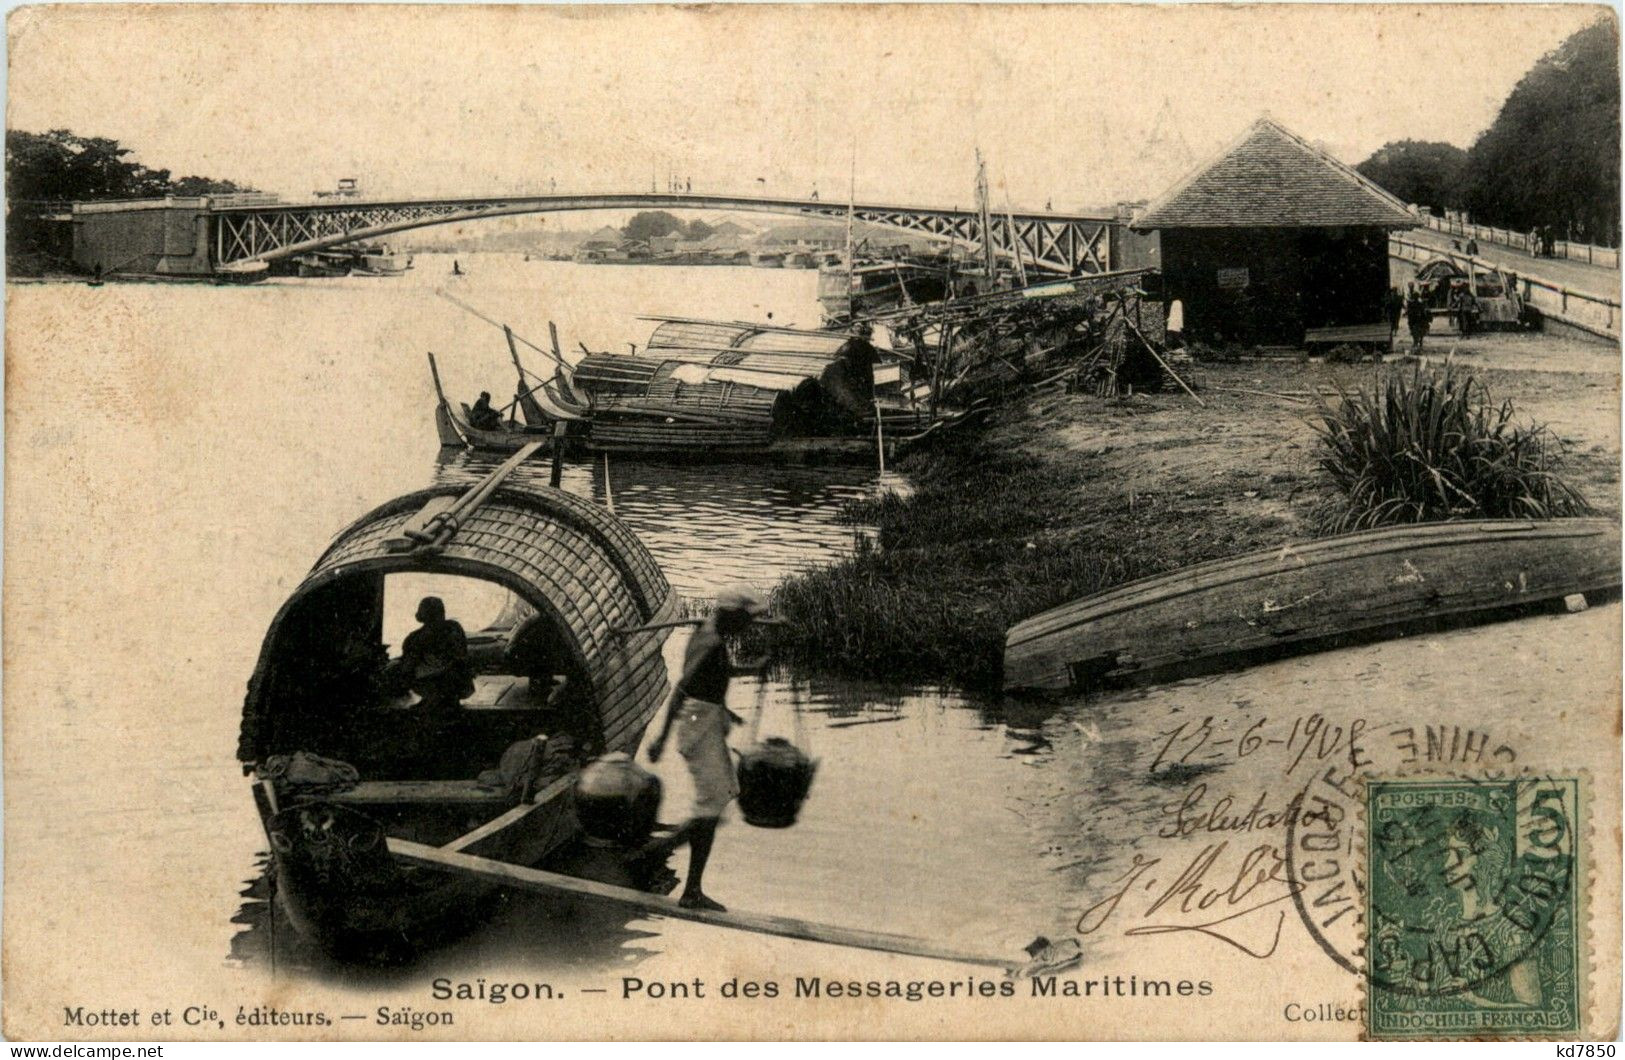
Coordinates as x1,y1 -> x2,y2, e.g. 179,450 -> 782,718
211,193 -> 1116,275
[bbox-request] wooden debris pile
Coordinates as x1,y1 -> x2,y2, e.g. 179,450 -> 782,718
863,267 -> 1199,406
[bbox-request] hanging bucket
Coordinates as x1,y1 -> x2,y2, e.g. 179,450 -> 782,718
736,737 -> 817,829
575,753 -> 662,846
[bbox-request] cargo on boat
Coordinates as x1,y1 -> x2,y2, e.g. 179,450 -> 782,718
568,317 -> 881,454
238,459 -> 678,956
1003,518 -> 1621,693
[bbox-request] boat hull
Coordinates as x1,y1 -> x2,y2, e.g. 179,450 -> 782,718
263,788 -> 578,958
1003,518 -> 1622,693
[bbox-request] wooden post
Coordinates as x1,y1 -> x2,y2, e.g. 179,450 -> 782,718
874,400 -> 886,475
549,421 -> 567,488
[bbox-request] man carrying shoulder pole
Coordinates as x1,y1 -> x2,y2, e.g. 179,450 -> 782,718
635,588 -> 772,912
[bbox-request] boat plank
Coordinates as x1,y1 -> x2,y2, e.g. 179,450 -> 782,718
388,839 -> 1019,970
444,777 -> 574,854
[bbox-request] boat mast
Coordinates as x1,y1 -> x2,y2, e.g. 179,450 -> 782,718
845,147 -> 856,267
975,148 -> 996,282
1003,173 -> 1028,288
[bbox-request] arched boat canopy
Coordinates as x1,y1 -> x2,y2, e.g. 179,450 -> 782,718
239,484 -> 676,765
643,318 -> 862,357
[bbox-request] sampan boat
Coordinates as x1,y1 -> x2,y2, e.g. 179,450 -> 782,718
238,461 -> 677,956
434,316 -> 915,464
567,316 -> 881,457
1003,518 -> 1621,694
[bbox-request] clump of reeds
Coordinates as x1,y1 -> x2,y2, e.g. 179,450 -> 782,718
1311,367 -> 1589,534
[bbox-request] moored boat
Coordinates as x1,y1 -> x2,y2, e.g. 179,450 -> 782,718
433,316 -> 928,464
1003,518 -> 1621,693
817,256 -> 956,325
239,458 -> 678,956
568,317 -> 880,457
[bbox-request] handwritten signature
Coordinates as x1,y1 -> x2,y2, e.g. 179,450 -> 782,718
1076,841 -> 1305,958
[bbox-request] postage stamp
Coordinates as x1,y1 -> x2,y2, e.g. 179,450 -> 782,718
1365,774 -> 1585,1040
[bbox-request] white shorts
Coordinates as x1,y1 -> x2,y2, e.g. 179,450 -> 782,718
676,699 -> 738,818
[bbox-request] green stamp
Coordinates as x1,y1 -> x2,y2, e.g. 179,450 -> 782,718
1365,775 -> 1583,1040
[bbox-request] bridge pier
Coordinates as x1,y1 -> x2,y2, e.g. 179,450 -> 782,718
71,198 -> 218,277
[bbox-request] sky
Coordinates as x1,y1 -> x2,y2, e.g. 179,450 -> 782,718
6,4 -> 1611,210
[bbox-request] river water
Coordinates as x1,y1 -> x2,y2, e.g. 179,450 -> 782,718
6,255 -> 1617,1036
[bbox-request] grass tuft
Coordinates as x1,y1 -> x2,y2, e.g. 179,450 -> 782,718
1310,367 -> 1590,534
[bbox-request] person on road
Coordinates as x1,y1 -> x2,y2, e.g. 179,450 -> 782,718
1383,286 -> 1404,344
1460,289 -> 1481,337
637,588 -> 771,912
1405,289 -> 1431,353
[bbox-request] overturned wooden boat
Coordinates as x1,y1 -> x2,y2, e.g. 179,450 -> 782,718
238,451 -> 677,956
1003,518 -> 1621,694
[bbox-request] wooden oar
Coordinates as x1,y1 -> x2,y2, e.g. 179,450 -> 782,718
408,441 -> 545,550
388,838 -> 1020,971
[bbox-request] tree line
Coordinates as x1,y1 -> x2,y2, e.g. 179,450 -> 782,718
1356,18 -> 1619,246
6,129 -> 254,203
620,211 -> 714,242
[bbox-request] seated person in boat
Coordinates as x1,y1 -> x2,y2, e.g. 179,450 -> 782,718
382,596 -> 475,715
505,616 -> 601,751
505,616 -> 574,705
468,391 -> 503,431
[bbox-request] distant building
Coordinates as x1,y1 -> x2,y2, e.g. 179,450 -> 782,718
314,177 -> 361,199
1131,118 -> 1415,346
757,222 -> 849,250
707,220 -> 754,240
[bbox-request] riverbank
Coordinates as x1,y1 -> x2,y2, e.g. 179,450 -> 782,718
773,348 -> 1620,689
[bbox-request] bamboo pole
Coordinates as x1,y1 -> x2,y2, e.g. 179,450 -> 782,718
1125,319 -> 1205,408
610,617 -> 705,637
435,289 -> 570,368
874,399 -> 886,475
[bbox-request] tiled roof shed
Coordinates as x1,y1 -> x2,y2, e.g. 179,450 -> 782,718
1132,119 -> 1416,231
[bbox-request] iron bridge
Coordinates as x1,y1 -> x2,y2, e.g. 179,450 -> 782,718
210,192 -> 1117,274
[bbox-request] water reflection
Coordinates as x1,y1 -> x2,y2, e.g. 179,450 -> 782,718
435,448 -> 881,597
